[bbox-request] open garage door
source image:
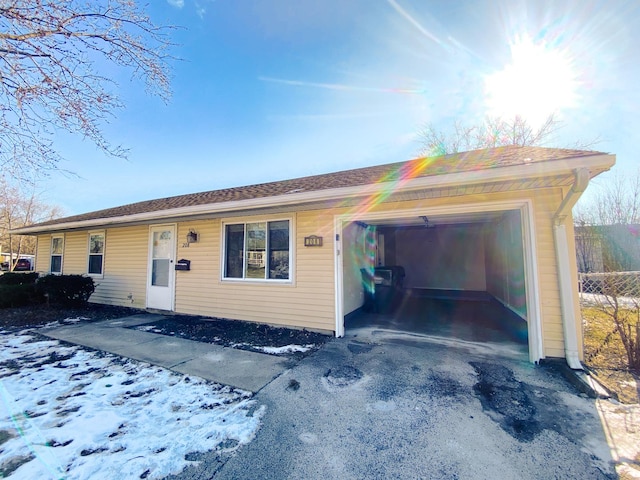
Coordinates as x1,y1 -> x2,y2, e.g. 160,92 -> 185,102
334,201 -> 542,362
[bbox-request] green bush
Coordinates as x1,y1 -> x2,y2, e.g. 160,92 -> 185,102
0,284 -> 41,308
36,274 -> 96,306
0,272 -> 39,285
0,272 -> 42,308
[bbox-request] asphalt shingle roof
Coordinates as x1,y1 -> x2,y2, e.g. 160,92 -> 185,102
27,146 -> 606,229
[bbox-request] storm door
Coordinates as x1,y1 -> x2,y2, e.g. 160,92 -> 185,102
147,225 -> 176,311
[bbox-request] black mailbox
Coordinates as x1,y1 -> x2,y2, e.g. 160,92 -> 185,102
175,259 -> 191,271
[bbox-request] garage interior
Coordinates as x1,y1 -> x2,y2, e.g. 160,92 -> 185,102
342,209 -> 530,351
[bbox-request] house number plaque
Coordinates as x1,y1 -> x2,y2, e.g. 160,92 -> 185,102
304,235 -> 323,247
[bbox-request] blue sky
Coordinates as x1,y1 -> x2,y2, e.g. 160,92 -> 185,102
42,0 -> 640,215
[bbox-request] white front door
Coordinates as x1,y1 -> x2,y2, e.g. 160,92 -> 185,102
147,225 -> 176,311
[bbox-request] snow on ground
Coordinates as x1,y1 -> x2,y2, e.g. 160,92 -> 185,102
0,330 -> 265,479
61,317 -> 90,324
580,292 -> 639,308
229,343 -> 315,355
133,325 -> 163,333
255,344 -> 315,355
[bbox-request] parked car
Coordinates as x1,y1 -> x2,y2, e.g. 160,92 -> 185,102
13,258 -> 33,271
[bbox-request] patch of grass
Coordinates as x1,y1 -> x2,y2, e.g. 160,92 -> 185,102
0,454 -> 35,477
0,429 -> 14,447
582,306 -> 640,404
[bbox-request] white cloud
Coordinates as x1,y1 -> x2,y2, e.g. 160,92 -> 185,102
167,0 -> 185,8
194,0 -> 217,18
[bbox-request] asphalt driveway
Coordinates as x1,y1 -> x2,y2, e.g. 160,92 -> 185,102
204,329 -> 616,480
34,314 -> 630,479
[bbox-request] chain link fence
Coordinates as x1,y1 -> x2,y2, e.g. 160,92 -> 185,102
579,271 -> 640,303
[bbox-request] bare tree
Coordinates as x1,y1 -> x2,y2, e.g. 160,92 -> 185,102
1,177 -> 61,270
0,1 -> 175,179
574,170 -> 640,270
590,172 -> 640,226
574,223 -> 603,273
417,114 -> 598,156
582,274 -> 640,373
576,169 -> 640,373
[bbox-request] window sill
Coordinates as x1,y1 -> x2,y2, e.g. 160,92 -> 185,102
221,277 -> 293,285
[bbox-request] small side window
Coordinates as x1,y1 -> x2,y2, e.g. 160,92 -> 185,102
88,232 -> 105,275
50,236 -> 64,274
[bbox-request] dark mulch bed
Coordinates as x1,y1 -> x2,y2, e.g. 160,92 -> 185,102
0,304 -> 146,331
1,303 -> 330,359
129,316 -> 330,358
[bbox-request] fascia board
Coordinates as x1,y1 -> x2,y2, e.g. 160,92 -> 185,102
12,153 -> 615,235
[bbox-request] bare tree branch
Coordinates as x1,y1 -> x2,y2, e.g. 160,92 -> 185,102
416,113 -> 598,156
0,0 -> 176,181
586,171 -> 640,226
1,176 -> 62,270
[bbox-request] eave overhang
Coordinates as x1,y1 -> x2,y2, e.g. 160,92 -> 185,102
11,152 -> 615,235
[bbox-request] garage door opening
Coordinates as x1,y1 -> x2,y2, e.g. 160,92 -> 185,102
337,205 -> 537,358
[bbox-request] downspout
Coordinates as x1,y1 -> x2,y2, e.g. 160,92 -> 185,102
552,168 -> 590,370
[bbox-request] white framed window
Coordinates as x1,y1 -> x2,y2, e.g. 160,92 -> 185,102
50,235 -> 64,274
88,231 -> 105,276
223,219 -> 291,281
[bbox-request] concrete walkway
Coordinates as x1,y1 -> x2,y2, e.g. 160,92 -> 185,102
40,314 -> 291,393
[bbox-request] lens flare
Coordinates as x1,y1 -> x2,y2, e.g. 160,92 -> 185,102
333,155 -> 442,294
485,34 -> 579,126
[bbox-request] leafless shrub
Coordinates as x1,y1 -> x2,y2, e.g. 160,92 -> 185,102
580,272 -> 640,372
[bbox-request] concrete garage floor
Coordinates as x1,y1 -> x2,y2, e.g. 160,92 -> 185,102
209,333 -> 616,479
346,290 -> 529,351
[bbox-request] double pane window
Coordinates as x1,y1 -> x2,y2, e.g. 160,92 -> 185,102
50,236 -> 63,274
224,220 -> 290,280
88,233 -> 105,275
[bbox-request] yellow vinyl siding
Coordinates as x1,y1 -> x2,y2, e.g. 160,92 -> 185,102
90,226 -> 148,308
170,187 -> 570,352
174,220 -> 218,315
28,182 -> 576,357
35,234 -> 51,273
531,189 -> 565,358
61,232 -> 87,274
174,214 -> 336,332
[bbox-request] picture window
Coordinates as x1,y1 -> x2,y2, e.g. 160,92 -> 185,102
224,220 -> 290,281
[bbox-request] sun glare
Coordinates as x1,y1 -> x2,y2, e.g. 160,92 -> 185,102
485,35 -> 579,126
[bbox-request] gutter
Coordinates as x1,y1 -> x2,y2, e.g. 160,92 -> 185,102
11,153 -> 614,235
554,168 -> 590,226
552,168 -> 590,370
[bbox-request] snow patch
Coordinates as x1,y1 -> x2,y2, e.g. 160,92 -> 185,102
0,332 -> 265,479
580,292 -> 639,308
134,325 -> 161,332
231,343 -> 315,355
62,317 -> 90,323
257,344 -> 315,354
